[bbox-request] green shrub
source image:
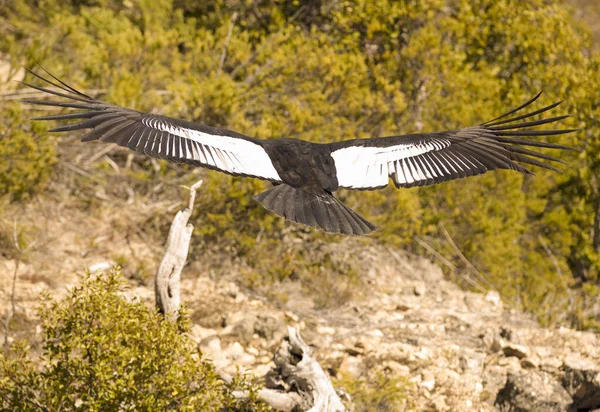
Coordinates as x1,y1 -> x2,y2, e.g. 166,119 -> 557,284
0,103 -> 56,201
335,371 -> 412,412
0,269 -> 269,411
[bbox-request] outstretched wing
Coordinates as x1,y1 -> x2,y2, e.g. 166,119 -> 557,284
329,92 -> 577,190
21,69 -> 282,182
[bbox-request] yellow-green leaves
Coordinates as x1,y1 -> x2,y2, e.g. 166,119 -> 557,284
0,269 -> 268,411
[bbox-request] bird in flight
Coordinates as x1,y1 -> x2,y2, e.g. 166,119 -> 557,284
23,69 -> 576,235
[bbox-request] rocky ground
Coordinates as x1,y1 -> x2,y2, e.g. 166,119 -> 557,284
1,196 -> 598,411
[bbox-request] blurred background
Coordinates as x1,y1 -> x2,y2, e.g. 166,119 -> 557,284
0,0 -> 599,332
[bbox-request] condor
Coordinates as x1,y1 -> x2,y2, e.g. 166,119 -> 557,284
23,69 -> 576,235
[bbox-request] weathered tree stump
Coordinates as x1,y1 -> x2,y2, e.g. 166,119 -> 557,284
264,326 -> 345,411
155,180 -> 202,321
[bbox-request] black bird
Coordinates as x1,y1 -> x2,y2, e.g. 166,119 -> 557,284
22,69 -> 576,235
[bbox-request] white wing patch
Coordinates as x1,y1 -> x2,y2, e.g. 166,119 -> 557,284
331,140 -> 450,189
144,118 -> 281,181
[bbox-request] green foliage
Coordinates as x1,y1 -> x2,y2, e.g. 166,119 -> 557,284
2,0 -> 600,326
0,269 -> 269,411
0,103 -> 56,200
335,371 -> 412,412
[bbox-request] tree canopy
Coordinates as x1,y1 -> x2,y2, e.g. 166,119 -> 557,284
1,0 -> 599,328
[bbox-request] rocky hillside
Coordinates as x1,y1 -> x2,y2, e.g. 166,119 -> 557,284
1,201 -> 598,411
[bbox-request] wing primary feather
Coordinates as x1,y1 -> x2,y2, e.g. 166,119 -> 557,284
80,118 -> 128,142
462,142 -> 514,167
510,154 -> 560,172
99,120 -> 136,142
494,137 -> 576,150
481,91 -> 543,125
507,145 -> 568,164
22,99 -> 103,110
18,82 -> 93,103
32,111 -> 110,121
487,115 -> 570,131
47,113 -> 122,132
495,129 -> 577,137
25,66 -> 92,99
484,101 -> 563,127
117,123 -> 141,146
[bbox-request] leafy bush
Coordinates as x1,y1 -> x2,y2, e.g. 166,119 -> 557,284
0,103 -> 56,201
335,371 -> 412,412
0,269 -> 269,411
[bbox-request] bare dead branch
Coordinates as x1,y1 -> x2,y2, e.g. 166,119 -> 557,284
218,13 -> 238,76
155,180 -> 202,321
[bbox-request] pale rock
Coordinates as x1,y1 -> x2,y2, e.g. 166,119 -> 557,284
396,302 -> 412,311
414,346 -> 431,360
339,355 -> 363,378
485,291 -> 502,307
540,356 -> 563,372
564,354 -> 596,371
87,261 -> 115,273
354,336 -> 370,351
284,311 -> 299,322
246,346 -> 259,356
199,335 -> 221,355
414,284 -> 426,296
344,346 -> 363,356
316,325 -> 336,335
237,353 -> 256,366
503,343 -> 530,359
420,377 -> 436,391
520,355 -> 540,369
435,368 -> 461,387
366,329 -> 384,338
498,355 -> 522,372
460,355 -> 480,372
382,360 -> 411,376
430,395 -> 450,411
495,370 -> 571,411
190,324 -> 217,343
562,355 -> 600,410
228,341 -> 245,360
252,363 -> 273,377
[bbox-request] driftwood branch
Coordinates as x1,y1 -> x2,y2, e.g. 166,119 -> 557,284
155,180 -> 202,320
263,326 -> 345,411
225,326 -> 345,411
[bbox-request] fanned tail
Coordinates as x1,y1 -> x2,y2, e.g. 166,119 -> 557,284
253,184 -> 377,235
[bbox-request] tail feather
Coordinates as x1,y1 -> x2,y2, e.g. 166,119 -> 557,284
253,184 -> 377,235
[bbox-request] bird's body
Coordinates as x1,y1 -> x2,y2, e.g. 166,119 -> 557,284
262,138 -> 339,192
23,68 -> 577,235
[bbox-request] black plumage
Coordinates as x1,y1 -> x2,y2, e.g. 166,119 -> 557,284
22,69 -> 577,235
